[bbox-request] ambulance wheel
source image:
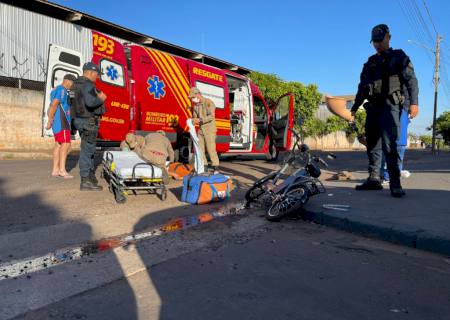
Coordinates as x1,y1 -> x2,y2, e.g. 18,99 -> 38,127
114,188 -> 127,204
266,144 -> 279,161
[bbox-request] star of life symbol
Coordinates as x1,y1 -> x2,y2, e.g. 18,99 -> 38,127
147,76 -> 166,99
106,65 -> 118,81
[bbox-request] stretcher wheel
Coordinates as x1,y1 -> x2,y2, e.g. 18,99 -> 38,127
114,188 -> 127,204
160,187 -> 168,201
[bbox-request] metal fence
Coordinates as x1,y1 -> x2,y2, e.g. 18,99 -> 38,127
0,76 -> 45,91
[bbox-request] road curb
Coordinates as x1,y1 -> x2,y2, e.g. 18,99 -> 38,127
0,151 -> 53,160
0,150 -> 81,160
302,209 -> 450,257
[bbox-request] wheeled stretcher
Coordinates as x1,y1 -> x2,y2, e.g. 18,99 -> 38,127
102,151 -> 167,203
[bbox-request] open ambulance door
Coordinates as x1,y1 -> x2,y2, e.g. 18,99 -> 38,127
42,44 -> 83,137
270,92 -> 294,151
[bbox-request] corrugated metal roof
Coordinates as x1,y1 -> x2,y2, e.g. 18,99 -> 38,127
0,0 -> 251,75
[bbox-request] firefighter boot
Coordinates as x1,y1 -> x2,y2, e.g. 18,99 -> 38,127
89,170 -> 99,185
390,179 -> 406,198
355,173 -> 383,191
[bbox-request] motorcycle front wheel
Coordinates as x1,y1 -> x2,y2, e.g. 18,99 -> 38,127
265,186 -> 309,222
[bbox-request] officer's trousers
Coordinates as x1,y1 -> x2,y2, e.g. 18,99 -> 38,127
198,129 -> 219,167
365,99 -> 402,186
74,117 -> 99,178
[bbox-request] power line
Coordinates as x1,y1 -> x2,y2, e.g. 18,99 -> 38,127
397,0 -> 435,68
439,64 -> 450,107
397,0 -> 422,42
397,0 -> 445,153
422,0 -> 439,35
438,43 -> 450,106
411,0 -> 435,42
406,0 -> 433,46
399,0 -> 431,46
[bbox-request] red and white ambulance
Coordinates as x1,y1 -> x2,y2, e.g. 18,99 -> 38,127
43,31 -> 294,161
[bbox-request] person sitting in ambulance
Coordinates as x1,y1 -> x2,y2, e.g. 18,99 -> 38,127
120,133 -> 145,153
138,130 -> 174,185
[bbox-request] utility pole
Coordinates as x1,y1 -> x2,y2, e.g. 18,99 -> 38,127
431,34 -> 441,155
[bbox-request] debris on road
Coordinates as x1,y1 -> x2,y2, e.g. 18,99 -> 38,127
322,204 -> 350,212
329,171 -> 355,181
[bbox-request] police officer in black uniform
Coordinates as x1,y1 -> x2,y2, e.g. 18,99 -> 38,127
351,24 -> 419,198
73,62 -> 107,191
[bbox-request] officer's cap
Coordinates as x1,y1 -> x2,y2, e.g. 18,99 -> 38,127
371,24 -> 390,42
63,73 -> 77,82
188,87 -> 201,98
83,62 -> 101,74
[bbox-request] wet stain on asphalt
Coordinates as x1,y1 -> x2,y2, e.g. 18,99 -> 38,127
0,202 -> 247,280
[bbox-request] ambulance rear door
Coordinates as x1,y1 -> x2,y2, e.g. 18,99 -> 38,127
91,31 -> 131,142
271,93 -> 294,151
42,45 -> 82,137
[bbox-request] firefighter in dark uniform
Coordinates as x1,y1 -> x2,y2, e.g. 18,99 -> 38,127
73,62 -> 107,191
351,24 -> 419,197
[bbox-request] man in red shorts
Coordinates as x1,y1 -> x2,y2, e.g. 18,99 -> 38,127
46,74 -> 76,178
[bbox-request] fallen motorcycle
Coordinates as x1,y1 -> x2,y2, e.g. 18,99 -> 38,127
245,127 -> 333,221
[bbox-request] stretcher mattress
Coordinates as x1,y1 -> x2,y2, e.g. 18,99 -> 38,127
103,151 -> 163,179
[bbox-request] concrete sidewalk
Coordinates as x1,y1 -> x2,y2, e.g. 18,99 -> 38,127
304,150 -> 450,257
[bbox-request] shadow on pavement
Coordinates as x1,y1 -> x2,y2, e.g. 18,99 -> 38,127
17,200 -> 246,320
0,171 -> 137,319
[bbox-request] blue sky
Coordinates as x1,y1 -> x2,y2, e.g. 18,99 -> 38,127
54,0 -> 450,135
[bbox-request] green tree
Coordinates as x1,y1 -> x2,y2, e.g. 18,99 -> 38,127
301,117 -> 328,138
249,71 -> 366,141
247,72 -> 285,106
325,115 -> 348,135
420,134 -> 432,146
408,132 -> 419,142
341,110 -> 366,142
435,111 -> 450,144
248,71 -> 322,133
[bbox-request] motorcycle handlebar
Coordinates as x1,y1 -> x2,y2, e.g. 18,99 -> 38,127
289,127 -> 301,140
314,157 -> 329,168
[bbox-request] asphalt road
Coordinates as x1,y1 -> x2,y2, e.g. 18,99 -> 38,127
1,150 -> 450,319
16,219 -> 450,320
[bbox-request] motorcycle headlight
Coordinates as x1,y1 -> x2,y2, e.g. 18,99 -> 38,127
307,164 -> 321,178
